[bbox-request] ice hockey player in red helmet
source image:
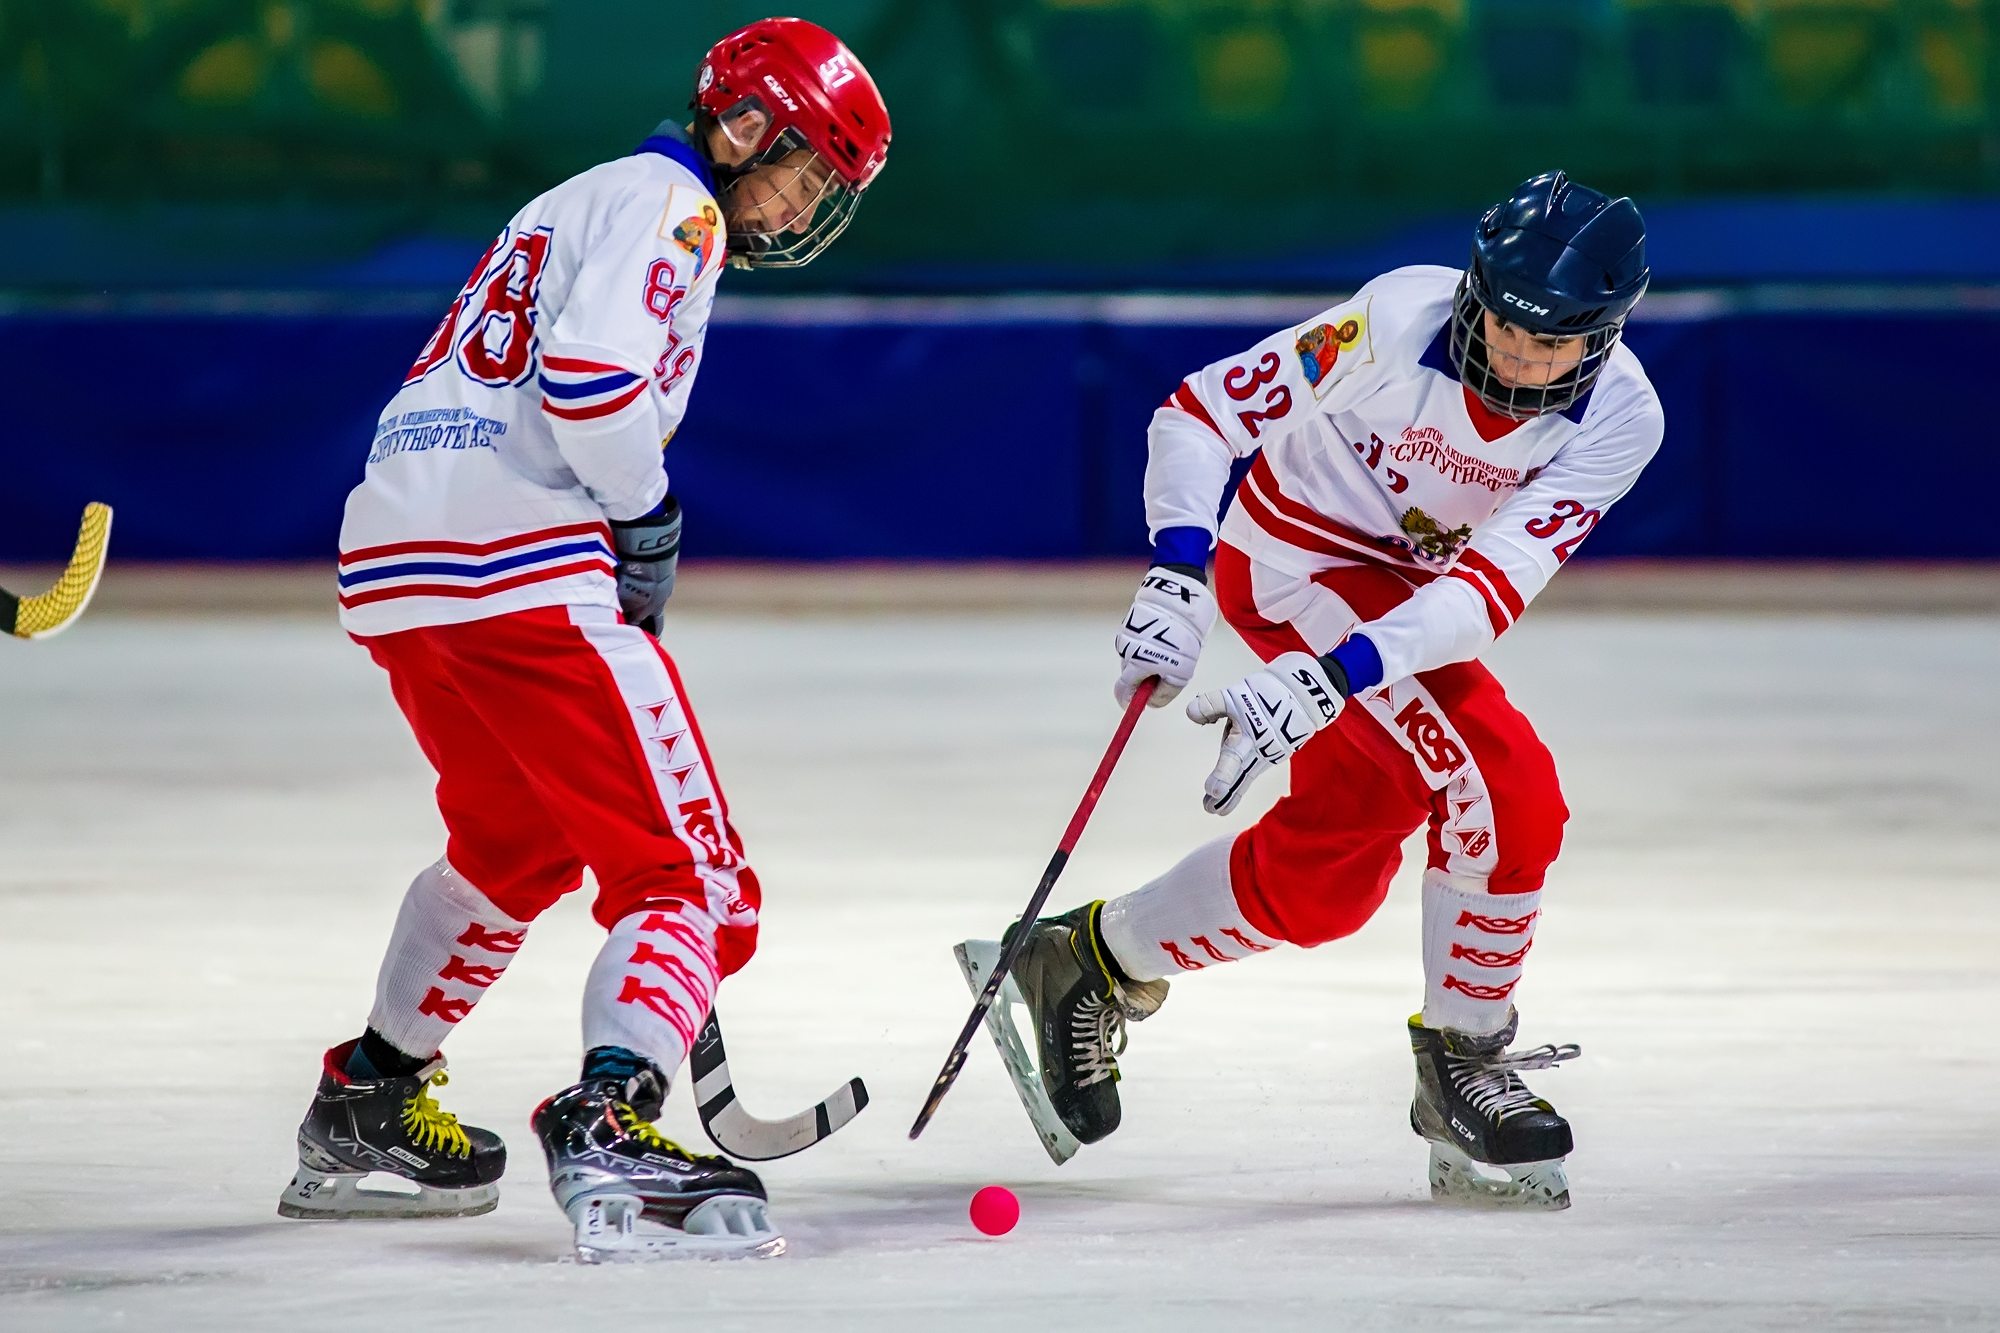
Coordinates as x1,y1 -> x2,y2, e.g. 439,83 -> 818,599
693,17 -> 890,267
276,19 -> 887,1260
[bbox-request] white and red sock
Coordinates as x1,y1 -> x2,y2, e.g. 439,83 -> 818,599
1098,834 -> 1284,982
582,902 -> 721,1080
1420,869 -> 1540,1035
366,859 -> 530,1059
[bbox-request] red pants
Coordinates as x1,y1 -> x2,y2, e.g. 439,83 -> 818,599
1215,544 -> 1566,947
360,604 -> 761,976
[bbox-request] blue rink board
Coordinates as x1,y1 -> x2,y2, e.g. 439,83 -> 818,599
0,296 -> 1990,562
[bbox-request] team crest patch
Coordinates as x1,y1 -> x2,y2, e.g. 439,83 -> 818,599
1399,506 -> 1473,562
1295,300 -> 1371,395
672,203 -> 722,277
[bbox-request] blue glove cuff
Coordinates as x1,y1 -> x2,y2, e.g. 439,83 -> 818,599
1149,526 -> 1212,573
1323,633 -> 1384,697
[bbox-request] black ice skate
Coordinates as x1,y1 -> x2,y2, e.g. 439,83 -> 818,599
1408,1011 -> 1579,1209
954,902 -> 1169,1164
533,1056 -> 781,1261
277,1041 -> 505,1219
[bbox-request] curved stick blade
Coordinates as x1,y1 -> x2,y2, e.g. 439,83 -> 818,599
5,502 -> 113,641
692,1012 -> 869,1161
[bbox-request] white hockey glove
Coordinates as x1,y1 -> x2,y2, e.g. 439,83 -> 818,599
1187,651 -> 1346,815
1114,566 -> 1216,708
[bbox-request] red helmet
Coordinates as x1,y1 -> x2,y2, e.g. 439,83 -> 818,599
692,18 -> 891,269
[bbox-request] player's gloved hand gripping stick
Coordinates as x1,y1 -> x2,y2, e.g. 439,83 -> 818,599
1113,566 -> 1213,708
908,677 -> 1157,1141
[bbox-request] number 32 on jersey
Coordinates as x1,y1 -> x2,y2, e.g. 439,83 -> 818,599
1525,498 -> 1601,563
1224,352 -> 1293,439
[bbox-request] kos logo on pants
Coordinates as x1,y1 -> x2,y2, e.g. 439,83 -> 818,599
1395,698 -> 1466,776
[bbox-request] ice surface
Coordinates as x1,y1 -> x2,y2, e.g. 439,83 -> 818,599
1,588 -> 1996,1331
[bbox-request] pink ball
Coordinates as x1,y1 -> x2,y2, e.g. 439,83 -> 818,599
969,1185 -> 1020,1236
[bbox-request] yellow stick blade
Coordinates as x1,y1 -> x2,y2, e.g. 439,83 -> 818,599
6,502 -> 114,640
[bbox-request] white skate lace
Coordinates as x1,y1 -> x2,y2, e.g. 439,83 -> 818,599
1452,1042 -> 1581,1123
1071,992 -> 1126,1087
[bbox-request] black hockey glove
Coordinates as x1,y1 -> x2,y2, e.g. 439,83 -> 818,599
610,495 -> 682,637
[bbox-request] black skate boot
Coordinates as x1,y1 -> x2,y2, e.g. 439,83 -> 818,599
277,1039 -> 505,1219
1408,1010 -> 1580,1209
956,902 -> 1170,1162
533,1047 -> 781,1261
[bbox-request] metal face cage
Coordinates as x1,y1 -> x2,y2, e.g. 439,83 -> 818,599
1447,273 -> 1625,420
710,96 -> 866,270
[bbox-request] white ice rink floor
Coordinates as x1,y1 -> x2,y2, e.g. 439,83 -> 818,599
2,570 -> 1997,1331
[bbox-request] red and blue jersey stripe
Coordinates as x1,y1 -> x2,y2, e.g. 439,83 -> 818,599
540,355 -> 648,422
337,521 -> 615,610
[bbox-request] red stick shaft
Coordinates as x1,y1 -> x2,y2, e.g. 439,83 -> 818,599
1054,676 -> 1155,853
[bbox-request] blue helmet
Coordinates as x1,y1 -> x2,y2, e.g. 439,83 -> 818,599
1450,170 -> 1650,419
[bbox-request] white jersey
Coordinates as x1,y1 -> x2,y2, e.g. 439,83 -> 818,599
1146,265 -> 1665,686
337,132 -> 726,636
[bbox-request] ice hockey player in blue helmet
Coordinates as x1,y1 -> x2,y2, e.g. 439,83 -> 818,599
972,172 -> 1661,1209
1450,171 -> 1650,420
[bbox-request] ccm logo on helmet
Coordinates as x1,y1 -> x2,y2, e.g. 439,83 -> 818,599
1501,292 -> 1553,317
762,73 -> 798,110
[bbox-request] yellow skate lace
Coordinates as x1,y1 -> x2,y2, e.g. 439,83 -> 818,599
401,1070 -> 472,1158
613,1104 -> 719,1161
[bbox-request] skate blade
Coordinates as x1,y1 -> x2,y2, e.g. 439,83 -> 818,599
955,938 -> 1082,1166
277,1162 -> 498,1220
1425,1141 -> 1571,1211
570,1192 -> 785,1263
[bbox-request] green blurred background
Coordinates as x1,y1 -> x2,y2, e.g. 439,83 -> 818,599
3,3 -> 1996,563
0,0 -> 1994,288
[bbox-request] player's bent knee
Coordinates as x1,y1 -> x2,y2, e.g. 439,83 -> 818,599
1274,885 -> 1392,948
1489,767 -> 1569,894
447,845 -> 584,924
1237,853 -> 1396,948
